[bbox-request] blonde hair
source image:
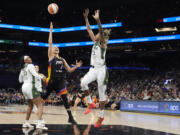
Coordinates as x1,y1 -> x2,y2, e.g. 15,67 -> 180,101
103,29 -> 111,44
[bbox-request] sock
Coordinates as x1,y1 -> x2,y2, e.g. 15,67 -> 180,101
99,110 -> 104,118
86,95 -> 92,104
25,120 -> 29,123
37,120 -> 41,123
67,110 -> 73,119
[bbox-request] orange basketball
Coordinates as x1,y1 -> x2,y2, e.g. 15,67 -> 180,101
48,3 -> 59,15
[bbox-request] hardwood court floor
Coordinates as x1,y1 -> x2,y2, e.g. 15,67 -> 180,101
0,105 -> 180,135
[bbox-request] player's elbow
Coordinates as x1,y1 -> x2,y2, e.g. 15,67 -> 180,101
19,79 -> 23,83
68,70 -> 73,73
66,68 -> 73,73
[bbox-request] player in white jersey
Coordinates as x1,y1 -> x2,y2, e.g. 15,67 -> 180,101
34,65 -> 46,93
19,56 -> 47,130
33,65 -> 46,126
81,9 -> 111,128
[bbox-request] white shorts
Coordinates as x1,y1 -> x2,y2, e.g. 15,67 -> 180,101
22,83 -> 40,100
81,65 -> 108,101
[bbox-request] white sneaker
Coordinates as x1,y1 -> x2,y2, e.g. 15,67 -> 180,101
33,119 -> 45,125
22,127 -> 34,134
36,123 -> 48,130
22,122 -> 34,128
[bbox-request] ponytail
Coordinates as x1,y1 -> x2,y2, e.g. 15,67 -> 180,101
103,29 -> 111,44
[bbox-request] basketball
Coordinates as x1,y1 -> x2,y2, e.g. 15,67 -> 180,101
48,3 -> 59,15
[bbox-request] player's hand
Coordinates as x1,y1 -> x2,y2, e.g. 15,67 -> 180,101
50,22 -> 53,30
83,8 -> 89,18
40,74 -> 46,82
75,60 -> 83,68
92,10 -> 100,20
42,77 -> 46,82
104,29 -> 111,36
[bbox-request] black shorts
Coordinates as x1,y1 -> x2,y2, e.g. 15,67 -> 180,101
46,77 -> 68,96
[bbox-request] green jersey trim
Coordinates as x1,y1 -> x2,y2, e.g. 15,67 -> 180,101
32,76 -> 40,99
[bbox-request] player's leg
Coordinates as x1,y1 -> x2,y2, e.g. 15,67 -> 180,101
56,80 -> 77,124
82,94 -> 89,107
61,93 -> 77,124
32,97 -> 43,121
94,66 -> 108,128
22,99 -> 34,128
73,96 -> 81,111
32,87 -> 47,130
26,100 -> 34,121
41,79 -> 53,100
81,68 -> 97,114
22,84 -> 34,128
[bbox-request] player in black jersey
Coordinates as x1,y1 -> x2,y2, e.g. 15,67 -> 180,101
42,22 -> 82,124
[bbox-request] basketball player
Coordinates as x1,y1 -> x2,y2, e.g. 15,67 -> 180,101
34,65 -> 46,92
73,78 -> 88,113
73,91 -> 88,111
41,22 -> 82,124
19,56 -> 47,130
81,9 -> 111,128
33,65 -> 46,125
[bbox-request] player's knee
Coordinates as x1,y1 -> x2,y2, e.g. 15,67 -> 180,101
28,103 -> 34,109
98,85 -> 106,101
80,79 -> 88,91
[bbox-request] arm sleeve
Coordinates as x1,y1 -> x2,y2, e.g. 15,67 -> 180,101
28,64 -> 43,79
19,70 -> 23,83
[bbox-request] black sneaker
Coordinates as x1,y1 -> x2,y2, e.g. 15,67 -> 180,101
68,117 -> 77,125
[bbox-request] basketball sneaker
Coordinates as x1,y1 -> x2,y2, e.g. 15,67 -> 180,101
94,117 -> 104,128
33,119 -> 45,126
84,103 -> 96,114
22,122 -> 34,128
36,122 -> 48,130
68,116 -> 77,125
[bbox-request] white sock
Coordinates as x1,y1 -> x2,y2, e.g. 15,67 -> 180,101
86,95 -> 92,104
99,110 -> 104,118
37,120 -> 43,123
25,120 -> 29,123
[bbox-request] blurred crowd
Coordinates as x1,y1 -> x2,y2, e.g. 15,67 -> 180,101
0,88 -> 24,105
2,68 -> 180,111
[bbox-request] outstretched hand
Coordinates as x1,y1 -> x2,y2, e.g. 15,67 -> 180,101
83,8 -> 89,18
92,10 -> 100,20
75,60 -> 83,68
40,74 -> 46,82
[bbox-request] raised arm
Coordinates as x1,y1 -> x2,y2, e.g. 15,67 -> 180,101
28,64 -> 43,79
63,59 -> 82,73
92,10 -> 106,48
19,70 -> 23,83
83,9 -> 96,42
48,22 -> 53,59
